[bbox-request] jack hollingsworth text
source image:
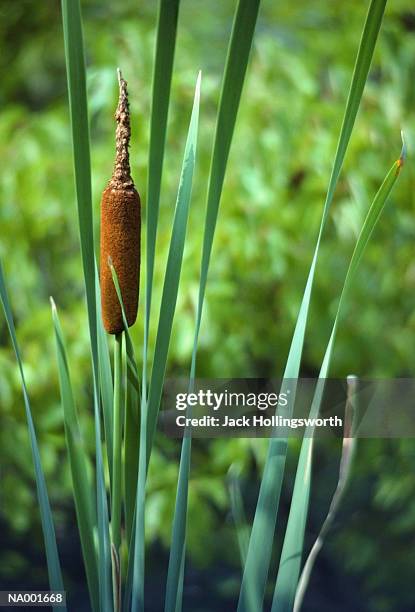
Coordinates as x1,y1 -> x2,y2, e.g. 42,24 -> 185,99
176,414 -> 343,429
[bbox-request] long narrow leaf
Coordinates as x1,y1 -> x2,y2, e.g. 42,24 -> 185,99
145,0 -> 181,341
95,268 -> 114,479
125,0 -> 182,564
272,148 -> 405,612
196,0 -> 261,327
238,2 -> 387,609
229,469 -> 250,567
164,416 -> 192,612
145,72 -> 201,464
0,262 -> 65,608
108,263 -> 141,546
121,2 -> 182,603
293,376 -> 359,612
124,350 -> 140,546
94,397 -> 113,612
107,261 -> 141,548
61,2 -> 112,608
51,299 -> 99,612
61,0 -> 97,369
107,262 -> 140,390
132,390 -> 147,612
166,3 -> 261,610
129,72 -> 201,612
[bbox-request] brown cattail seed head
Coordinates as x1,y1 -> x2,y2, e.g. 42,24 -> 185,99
100,69 -> 141,334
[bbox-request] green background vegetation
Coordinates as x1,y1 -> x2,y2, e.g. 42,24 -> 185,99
0,1 -> 414,610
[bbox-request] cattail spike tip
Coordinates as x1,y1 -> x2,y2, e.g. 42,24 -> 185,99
100,70 -> 141,335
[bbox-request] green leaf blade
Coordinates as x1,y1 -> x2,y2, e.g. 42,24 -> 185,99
51,299 -> 99,612
146,71 -> 201,465
272,153 -> 404,612
127,72 -> 201,612
145,0 -> 181,337
107,261 -> 141,548
61,0 -> 97,371
61,1 -> 112,608
196,0 -> 261,329
238,2 -> 388,609
0,263 -> 65,609
166,4 -> 261,609
95,269 -> 114,480
293,376 -> 359,612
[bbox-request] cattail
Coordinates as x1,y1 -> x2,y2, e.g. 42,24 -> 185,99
100,69 -> 141,335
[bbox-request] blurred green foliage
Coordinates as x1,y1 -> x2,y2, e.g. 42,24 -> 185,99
0,0 -> 415,609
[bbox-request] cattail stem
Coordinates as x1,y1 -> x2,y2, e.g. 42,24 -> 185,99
111,332 -> 123,556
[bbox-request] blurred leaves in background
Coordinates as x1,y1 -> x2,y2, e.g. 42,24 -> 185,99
0,0 -> 414,609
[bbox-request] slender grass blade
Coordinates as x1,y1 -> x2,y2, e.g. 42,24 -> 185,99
110,264 -> 141,549
0,263 -> 65,609
61,1 -> 112,608
124,353 -> 140,546
145,0 -> 181,340
61,0 -> 97,369
123,2 -> 181,603
121,2 -> 182,602
272,149 -> 405,612
239,2 -> 387,609
109,261 -> 144,612
107,261 -> 141,549
146,71 -> 201,464
129,72 -> 201,612
51,299 -> 99,612
228,469 -> 250,567
196,0 -> 261,322
95,269 -> 114,479
94,399 -> 113,612
164,420 -> 192,612
293,376 -> 359,612
166,3 -> 261,609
